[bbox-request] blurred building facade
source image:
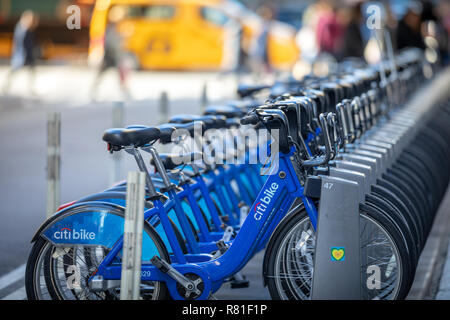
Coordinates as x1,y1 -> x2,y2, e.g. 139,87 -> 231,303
0,0 -> 94,60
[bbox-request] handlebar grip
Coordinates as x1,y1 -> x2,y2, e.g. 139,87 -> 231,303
240,114 -> 259,125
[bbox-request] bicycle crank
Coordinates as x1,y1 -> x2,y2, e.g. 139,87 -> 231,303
151,256 -> 203,299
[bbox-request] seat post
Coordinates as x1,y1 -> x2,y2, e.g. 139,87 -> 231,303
147,146 -> 173,188
130,148 -> 159,198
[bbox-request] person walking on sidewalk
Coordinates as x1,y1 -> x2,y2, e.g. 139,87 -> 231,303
3,10 -> 39,95
90,6 -> 131,101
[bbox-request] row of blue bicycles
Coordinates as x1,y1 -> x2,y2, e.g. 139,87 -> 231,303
25,48 -> 450,300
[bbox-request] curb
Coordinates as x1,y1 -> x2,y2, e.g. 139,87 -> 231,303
406,184 -> 450,299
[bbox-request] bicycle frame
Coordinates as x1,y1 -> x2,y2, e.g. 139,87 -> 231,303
91,148 -> 318,300
71,162 -> 264,259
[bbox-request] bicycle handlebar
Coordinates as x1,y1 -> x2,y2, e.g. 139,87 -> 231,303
301,113 -> 333,167
240,113 -> 260,125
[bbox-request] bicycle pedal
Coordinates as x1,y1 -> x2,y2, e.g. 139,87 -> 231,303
150,255 -> 195,291
216,240 -> 228,254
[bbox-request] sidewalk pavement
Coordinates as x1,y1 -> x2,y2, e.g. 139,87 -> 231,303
406,183 -> 450,300
436,240 -> 450,299
0,65 -> 243,107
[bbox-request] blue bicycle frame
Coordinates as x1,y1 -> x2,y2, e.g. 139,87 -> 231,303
91,148 -> 318,300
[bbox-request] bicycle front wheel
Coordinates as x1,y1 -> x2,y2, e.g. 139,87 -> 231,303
26,222 -> 170,300
265,204 -> 411,300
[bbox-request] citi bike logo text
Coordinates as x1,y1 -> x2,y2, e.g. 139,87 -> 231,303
53,228 -> 96,240
254,183 -> 279,220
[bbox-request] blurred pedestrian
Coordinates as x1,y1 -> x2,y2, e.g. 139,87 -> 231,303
315,0 -> 344,57
2,10 -> 39,95
338,3 -> 365,59
90,6 -> 130,101
435,0 -> 450,64
397,1 -> 425,50
250,4 -> 274,76
383,1 -> 399,53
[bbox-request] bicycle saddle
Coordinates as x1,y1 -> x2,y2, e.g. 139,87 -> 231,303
102,126 -> 161,148
226,100 -> 261,110
169,114 -> 226,129
158,122 -> 204,144
203,105 -> 246,119
150,152 -> 203,170
225,118 -> 241,128
237,83 -> 270,98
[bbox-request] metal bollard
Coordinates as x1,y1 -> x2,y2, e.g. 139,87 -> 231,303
201,82 -> 208,111
158,91 -> 169,124
112,101 -> 125,127
120,171 -> 146,300
158,92 -> 170,152
46,112 -> 61,218
110,101 -> 124,185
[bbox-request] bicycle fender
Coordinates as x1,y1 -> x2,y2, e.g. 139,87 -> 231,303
31,201 -> 123,244
31,201 -> 168,262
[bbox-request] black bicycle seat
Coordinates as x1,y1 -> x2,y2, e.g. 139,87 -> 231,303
158,122 -> 204,144
225,118 -> 241,128
203,105 -> 246,118
237,83 -> 270,98
227,100 -> 261,110
169,114 -> 226,129
102,126 -> 161,148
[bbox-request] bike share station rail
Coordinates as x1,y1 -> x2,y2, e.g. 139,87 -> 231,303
311,68 -> 450,299
20,48 -> 450,301
116,67 -> 450,300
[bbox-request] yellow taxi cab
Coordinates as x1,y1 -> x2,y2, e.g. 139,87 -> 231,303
88,0 -> 300,71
